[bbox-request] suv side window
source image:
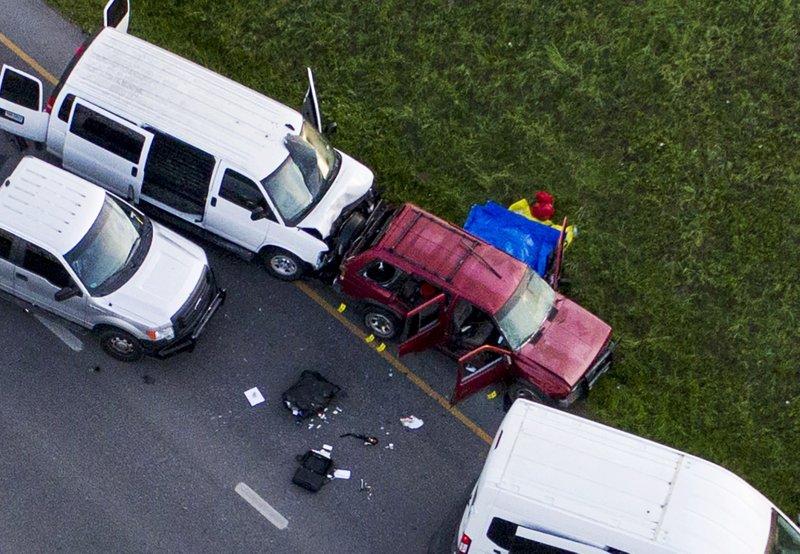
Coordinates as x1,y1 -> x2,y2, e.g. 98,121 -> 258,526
21,243 -> 71,288
220,169 -> 275,220
0,229 -> 12,260
70,104 -> 144,163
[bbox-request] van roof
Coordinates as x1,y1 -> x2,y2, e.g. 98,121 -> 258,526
483,400 -> 774,554
0,157 -> 105,254
377,204 -> 528,315
65,28 -> 303,180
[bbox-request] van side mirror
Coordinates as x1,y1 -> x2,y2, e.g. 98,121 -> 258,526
250,206 -> 266,221
323,121 -> 338,137
55,285 -> 82,302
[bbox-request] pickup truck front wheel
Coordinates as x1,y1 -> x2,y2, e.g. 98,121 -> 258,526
99,328 -> 144,362
505,380 -> 550,409
262,248 -> 306,281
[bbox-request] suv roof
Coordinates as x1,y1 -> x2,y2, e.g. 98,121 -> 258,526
0,157 -> 105,254
376,204 -> 528,315
66,27 -> 302,180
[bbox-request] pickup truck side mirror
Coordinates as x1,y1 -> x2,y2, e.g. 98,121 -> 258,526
323,121 -> 338,137
250,206 -> 266,221
55,285 -> 82,302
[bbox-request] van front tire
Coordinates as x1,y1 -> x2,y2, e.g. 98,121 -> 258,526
99,328 -> 144,362
262,248 -> 306,281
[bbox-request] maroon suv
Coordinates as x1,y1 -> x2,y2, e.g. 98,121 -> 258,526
335,203 -> 615,407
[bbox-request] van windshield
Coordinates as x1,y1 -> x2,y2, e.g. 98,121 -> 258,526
495,270 -> 555,350
64,196 -> 151,296
261,122 -> 340,226
767,509 -> 800,553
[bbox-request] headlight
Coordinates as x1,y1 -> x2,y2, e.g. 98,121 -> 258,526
146,325 -> 175,341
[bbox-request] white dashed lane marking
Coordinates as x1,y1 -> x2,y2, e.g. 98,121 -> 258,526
235,482 -> 289,530
33,313 -> 83,352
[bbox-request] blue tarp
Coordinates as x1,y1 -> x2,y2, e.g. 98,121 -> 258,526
464,201 -> 560,277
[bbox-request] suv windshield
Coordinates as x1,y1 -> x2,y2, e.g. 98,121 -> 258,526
64,196 -> 151,296
261,122 -> 340,226
495,270 -> 555,350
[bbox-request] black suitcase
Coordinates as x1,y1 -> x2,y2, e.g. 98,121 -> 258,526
292,450 -> 333,492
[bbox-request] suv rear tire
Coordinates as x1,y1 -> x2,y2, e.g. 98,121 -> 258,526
99,328 -> 144,362
363,307 -> 400,339
262,248 -> 306,281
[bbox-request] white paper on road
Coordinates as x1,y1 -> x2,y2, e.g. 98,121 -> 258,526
244,387 -> 265,406
333,469 -> 351,479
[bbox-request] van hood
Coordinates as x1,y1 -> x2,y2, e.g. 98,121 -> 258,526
103,224 -> 208,327
515,297 -> 612,387
298,151 -> 374,238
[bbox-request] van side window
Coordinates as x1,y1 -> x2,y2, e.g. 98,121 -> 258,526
142,130 -> 215,215
220,170 -> 274,219
57,94 -> 76,122
70,104 -> 144,163
0,229 -> 13,259
21,244 -> 71,288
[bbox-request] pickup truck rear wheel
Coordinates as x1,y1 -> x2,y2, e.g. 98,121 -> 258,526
262,248 -> 306,281
99,328 -> 144,362
363,307 -> 400,340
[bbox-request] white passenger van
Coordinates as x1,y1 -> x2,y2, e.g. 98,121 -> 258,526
0,157 -> 225,362
0,0 -> 376,281
455,399 -> 800,554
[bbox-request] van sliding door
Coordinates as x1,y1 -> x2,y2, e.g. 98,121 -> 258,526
63,100 -> 152,202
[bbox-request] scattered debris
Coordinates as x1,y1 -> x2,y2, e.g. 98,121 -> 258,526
333,469 -> 351,480
400,415 -> 424,430
359,478 -> 373,499
292,445 -> 334,493
282,370 -> 341,420
92,366 -> 101,373
340,433 -> 379,446
385,443 -> 395,450
244,387 -> 265,406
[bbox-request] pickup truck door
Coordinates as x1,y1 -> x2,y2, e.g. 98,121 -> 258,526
452,345 -> 511,404
398,293 -> 447,356
63,99 -> 153,202
550,216 -> 567,290
103,0 -> 130,33
0,65 -> 49,142
204,166 -> 272,251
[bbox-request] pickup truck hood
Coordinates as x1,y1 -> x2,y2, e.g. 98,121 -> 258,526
516,297 -> 612,387
103,224 -> 208,327
298,151 -> 374,238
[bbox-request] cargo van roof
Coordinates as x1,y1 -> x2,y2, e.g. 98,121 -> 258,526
485,400 -> 773,554
0,157 -> 105,254
66,28 -> 303,180
377,204 -> 528,315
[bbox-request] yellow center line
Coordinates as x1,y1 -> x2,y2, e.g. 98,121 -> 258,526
0,33 -> 58,85
296,282 -> 494,445
0,30 -> 495,446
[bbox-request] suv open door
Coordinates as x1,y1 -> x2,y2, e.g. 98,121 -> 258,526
549,216 -> 568,290
398,293 -> 447,356
0,65 -> 48,142
103,0 -> 130,33
452,346 -> 511,404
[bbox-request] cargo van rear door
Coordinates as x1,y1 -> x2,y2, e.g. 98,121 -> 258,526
103,0 -> 130,33
63,100 -> 153,202
0,65 -> 49,142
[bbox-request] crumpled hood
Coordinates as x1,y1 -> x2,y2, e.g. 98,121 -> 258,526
516,297 -> 612,387
298,151 -> 374,237
102,223 -> 208,327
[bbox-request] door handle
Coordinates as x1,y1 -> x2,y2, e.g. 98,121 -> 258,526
15,273 -> 28,281
210,197 -> 217,207
131,166 -> 138,177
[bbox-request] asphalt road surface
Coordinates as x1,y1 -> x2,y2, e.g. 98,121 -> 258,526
0,2 -> 514,552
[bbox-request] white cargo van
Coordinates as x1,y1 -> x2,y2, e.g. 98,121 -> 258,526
0,0 -> 376,281
0,157 -> 225,362
454,399 -> 800,554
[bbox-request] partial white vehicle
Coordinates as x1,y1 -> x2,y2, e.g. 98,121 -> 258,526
454,399 -> 800,554
0,0 -> 376,281
0,157 -> 225,361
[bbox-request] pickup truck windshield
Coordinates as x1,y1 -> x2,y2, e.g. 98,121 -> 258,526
495,270 -> 555,350
261,122 -> 339,226
64,196 -> 150,296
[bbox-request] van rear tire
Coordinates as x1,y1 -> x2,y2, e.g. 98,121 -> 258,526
262,248 -> 306,281
99,328 -> 144,362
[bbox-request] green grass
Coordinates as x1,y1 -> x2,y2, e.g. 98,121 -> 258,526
48,0 -> 800,515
